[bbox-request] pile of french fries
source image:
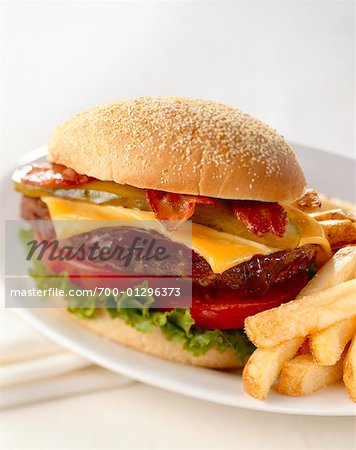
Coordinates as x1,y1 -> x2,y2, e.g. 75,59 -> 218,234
311,209 -> 356,250
243,200 -> 356,402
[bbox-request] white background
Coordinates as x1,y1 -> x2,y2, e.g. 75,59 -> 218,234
0,2 -> 355,450
1,1 -> 355,163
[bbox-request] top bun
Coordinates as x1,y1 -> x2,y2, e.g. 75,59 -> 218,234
48,97 -> 306,202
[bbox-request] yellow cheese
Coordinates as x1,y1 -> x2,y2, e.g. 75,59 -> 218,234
282,204 -> 331,256
41,197 -> 330,274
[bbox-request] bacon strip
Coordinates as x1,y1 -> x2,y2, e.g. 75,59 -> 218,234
17,163 -> 288,238
146,190 -> 216,225
16,163 -> 92,188
232,200 -> 288,238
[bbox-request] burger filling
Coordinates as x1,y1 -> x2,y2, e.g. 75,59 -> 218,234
14,163 -> 331,363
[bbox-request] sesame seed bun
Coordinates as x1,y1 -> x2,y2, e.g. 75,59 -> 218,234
69,311 -> 243,369
48,97 -> 306,202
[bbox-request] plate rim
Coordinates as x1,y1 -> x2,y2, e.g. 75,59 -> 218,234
3,145 -> 356,417
12,307 -> 356,417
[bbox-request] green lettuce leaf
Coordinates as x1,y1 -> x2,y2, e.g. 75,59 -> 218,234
22,229 -> 254,364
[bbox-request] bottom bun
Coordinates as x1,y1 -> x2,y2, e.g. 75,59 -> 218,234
68,311 -> 243,369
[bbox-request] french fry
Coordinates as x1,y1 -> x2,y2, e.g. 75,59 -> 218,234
276,354 -> 344,397
310,209 -> 354,222
343,335 -> 356,402
319,219 -> 356,249
299,246 -> 356,365
242,247 -> 356,399
242,338 -> 304,400
298,246 -> 356,297
311,317 -> 356,366
318,194 -> 356,213
244,279 -> 356,348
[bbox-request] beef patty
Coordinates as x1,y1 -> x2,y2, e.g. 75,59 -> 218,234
21,195 -> 316,296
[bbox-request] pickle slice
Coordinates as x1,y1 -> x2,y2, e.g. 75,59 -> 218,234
193,204 -> 300,250
14,181 -> 150,210
81,181 -> 147,201
14,180 -> 300,248
14,182 -> 51,198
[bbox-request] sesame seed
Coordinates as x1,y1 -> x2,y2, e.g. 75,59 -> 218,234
48,96 -> 304,201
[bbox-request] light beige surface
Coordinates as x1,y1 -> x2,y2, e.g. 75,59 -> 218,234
1,381 -> 354,450
2,3 -> 354,162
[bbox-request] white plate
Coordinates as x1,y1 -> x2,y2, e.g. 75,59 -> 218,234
3,146 -> 356,416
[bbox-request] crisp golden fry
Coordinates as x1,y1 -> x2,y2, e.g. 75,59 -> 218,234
318,194 -> 356,214
242,247 -> 356,400
297,246 -> 356,297
276,354 -> 344,397
319,219 -> 356,249
343,335 -> 356,402
310,209 -> 354,222
244,279 -> 356,348
299,246 -> 356,365
311,317 -> 356,366
242,338 -> 304,400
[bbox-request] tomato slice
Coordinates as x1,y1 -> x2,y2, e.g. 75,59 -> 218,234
41,244 -> 307,325
190,272 -> 308,329
36,228 -> 308,327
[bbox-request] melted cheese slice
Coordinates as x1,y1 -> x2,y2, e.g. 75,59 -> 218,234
282,204 -> 331,255
42,197 -> 330,274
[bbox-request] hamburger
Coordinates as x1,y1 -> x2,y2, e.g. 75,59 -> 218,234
12,97 -> 331,368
